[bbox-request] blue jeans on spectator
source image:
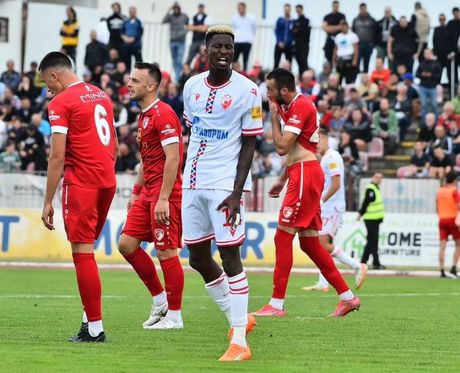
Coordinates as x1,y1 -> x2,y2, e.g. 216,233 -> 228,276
359,42 -> 374,73
170,41 -> 185,82
419,86 -> 438,121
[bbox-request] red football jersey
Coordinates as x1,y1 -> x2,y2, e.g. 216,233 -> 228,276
137,99 -> 183,202
48,81 -> 116,188
279,94 -> 320,154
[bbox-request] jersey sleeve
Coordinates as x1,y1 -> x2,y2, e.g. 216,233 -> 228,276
283,100 -> 311,136
48,98 -> 70,135
155,111 -> 180,147
327,153 -> 343,177
241,84 -> 263,137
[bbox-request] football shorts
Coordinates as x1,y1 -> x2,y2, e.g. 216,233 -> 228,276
439,218 -> 460,241
320,210 -> 344,237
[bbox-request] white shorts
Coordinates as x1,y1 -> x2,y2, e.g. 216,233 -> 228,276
182,189 -> 246,247
319,210 -> 344,237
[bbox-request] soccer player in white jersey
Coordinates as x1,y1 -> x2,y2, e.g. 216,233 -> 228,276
182,25 -> 262,361
303,127 -> 367,292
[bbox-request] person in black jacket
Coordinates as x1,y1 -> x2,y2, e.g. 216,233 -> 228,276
84,31 -> 108,76
106,2 -> 126,54
292,4 -> 310,76
447,7 -> 460,89
387,16 -> 418,74
322,1 -> 346,63
376,7 -> 397,66
416,48 -> 442,120
433,14 -> 455,89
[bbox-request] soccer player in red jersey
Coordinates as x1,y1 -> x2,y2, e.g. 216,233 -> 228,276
40,52 -> 117,342
253,68 -> 360,318
118,62 -> 185,329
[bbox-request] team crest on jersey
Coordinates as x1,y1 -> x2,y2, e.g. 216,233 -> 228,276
282,206 -> 293,219
154,228 -> 165,241
143,117 -> 149,129
221,94 -> 232,110
195,92 -> 201,101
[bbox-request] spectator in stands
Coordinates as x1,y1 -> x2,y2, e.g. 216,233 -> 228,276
0,60 -> 21,94
357,73 -> 379,112
163,2 -> 189,81
352,2 -> 377,73
117,124 -> 137,150
387,16 -> 418,74
447,119 -> 460,154
14,97 -> 35,124
393,83 -> 412,140
163,82 -> 183,120
274,4 -> 293,69
115,143 -> 137,173
232,2 -> 257,72
107,2 -> 126,53
292,4 -> 311,76
410,2 -> 430,61
447,7 -> 460,88
320,72 -> 344,100
25,61 -> 38,86
104,48 -> 121,76
344,87 -> 366,112
433,14 -> 456,89
0,109 -> 6,149
185,4 -> 211,66
17,74 -> 39,101
0,140 -> 21,172
419,112 -> 436,143
191,44 -> 209,73
373,98 -> 398,154
111,61 -> 127,87
370,57 -> 391,90
121,6 -> 143,72
178,63 -> 193,92
437,101 -> 460,127
31,113 -> 50,139
416,48 -> 442,121
17,124 -> 46,172
376,7 -> 397,66
84,30 -> 109,76
298,69 -> 320,103
60,7 -> 79,63
333,22 -> 359,85
113,99 -> 128,128
99,73 -> 118,93
431,125 -> 453,156
322,1 -> 346,64
317,61 -> 332,86
453,86 -> 460,114
317,100 -> 333,128
409,141 -> 430,177
338,130 -> 362,176
401,72 -> 419,101
324,87 -> 344,108
344,108 -> 372,150
247,61 -> 265,85
429,145 -> 453,179
329,107 -> 346,135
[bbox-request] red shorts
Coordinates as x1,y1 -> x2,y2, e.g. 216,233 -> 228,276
278,160 -> 323,230
439,218 -> 460,240
122,196 -> 182,250
62,184 -> 115,244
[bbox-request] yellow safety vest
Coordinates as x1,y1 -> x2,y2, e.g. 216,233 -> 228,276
363,183 -> 384,220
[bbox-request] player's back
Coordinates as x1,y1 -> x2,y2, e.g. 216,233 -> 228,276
437,186 -> 458,219
321,148 -> 346,213
48,81 -> 116,189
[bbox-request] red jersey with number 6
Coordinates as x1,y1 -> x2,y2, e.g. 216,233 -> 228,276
279,93 -> 319,153
47,81 -> 116,189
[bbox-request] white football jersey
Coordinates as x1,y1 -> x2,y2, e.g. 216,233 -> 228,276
321,148 -> 346,214
182,71 -> 263,191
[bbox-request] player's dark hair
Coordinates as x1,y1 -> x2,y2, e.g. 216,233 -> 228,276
38,51 -> 72,72
446,171 -> 458,184
205,25 -> 235,47
319,127 -> 329,137
134,62 -> 162,84
266,68 -> 296,91
295,4 -> 303,10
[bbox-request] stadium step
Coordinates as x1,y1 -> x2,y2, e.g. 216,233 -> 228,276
368,155 -> 410,171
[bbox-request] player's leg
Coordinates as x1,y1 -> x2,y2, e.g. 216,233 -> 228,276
439,239 -> 447,277
303,234 -> 332,292
449,225 -> 460,278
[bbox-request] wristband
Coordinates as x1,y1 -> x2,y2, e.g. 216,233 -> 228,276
132,184 -> 142,196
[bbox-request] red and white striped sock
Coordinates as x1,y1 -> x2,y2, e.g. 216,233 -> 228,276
205,272 -> 231,325
228,271 -> 249,347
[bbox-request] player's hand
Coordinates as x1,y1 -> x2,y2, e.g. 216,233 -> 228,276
268,179 -> 286,198
41,201 -> 55,230
127,194 -> 139,211
154,199 -> 170,225
268,100 -> 279,116
217,192 -> 241,229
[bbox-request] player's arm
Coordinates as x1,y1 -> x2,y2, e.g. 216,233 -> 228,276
269,100 -> 298,156
322,174 -> 340,204
41,133 -> 66,230
128,161 -> 144,210
154,143 -> 180,224
268,167 -> 288,198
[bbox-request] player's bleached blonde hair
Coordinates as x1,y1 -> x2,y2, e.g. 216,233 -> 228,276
205,25 -> 234,46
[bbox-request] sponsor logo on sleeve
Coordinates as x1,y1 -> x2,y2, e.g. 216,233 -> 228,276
251,106 -> 262,119
161,124 -> 176,135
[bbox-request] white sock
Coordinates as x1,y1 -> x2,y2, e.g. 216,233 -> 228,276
153,291 -> 167,306
318,273 -> 329,288
205,272 -> 231,325
332,246 -> 360,270
269,297 -> 284,310
88,320 -> 103,337
82,311 -> 88,323
228,271 -> 249,347
339,290 -> 355,301
166,309 -> 182,322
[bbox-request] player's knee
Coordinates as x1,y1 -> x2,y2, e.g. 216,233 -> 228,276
188,252 -> 208,272
220,248 -> 243,277
157,248 -> 177,261
118,234 -> 135,256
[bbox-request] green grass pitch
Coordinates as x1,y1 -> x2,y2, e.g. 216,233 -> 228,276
0,268 -> 459,372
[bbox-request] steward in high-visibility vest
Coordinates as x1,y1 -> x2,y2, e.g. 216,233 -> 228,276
362,183 -> 385,220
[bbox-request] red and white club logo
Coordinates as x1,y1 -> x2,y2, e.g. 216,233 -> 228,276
154,228 -> 165,241
283,206 -> 293,219
221,94 -> 232,110
143,117 -> 149,129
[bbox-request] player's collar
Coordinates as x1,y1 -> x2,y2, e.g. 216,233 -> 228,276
141,98 -> 160,113
67,80 -> 83,88
283,93 -> 301,110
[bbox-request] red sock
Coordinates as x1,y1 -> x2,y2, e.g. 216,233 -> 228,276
124,248 -> 164,296
272,229 -> 295,299
299,236 -> 349,294
159,256 -> 184,311
72,253 -> 102,322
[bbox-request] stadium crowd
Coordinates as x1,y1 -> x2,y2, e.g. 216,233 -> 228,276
1,1 -> 460,185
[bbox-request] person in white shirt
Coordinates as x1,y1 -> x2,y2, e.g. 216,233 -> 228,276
333,22 -> 359,84
232,2 -> 257,72
303,127 -> 367,292
182,25 -> 263,361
